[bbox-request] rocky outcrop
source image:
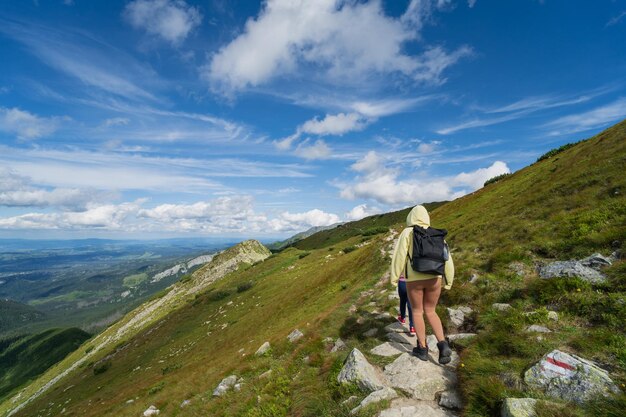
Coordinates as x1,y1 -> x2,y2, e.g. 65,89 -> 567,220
213,375 -> 239,396
383,353 -> 457,401
538,252 -> 613,284
501,398 -> 537,417
350,387 -> 398,414
338,348 -> 388,392
524,350 -> 621,403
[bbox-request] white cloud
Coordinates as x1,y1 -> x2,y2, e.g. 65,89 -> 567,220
543,98 -> 626,136
417,141 -> 440,154
124,0 -> 202,45
300,112 -> 367,136
0,168 -> 108,210
0,107 -> 60,140
102,117 -> 130,127
294,139 -> 332,160
453,161 -> 510,190
269,208 -> 340,232
345,204 -> 382,221
205,0 -> 470,94
338,151 -> 509,205
274,133 -> 300,150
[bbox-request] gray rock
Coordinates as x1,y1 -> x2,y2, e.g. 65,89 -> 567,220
383,353 -> 457,401
426,334 -> 438,353
501,398 -> 537,417
547,311 -> 559,321
492,303 -> 512,311
385,322 -> 408,333
388,292 -> 400,300
255,341 -> 271,356
580,253 -> 612,269
342,395 -> 359,405
143,405 -> 160,416
508,262 -> 527,277
538,261 -> 606,283
469,273 -> 479,284
370,342 -> 411,357
363,328 -> 379,337
379,401 -> 456,417
331,338 -> 347,353
213,375 -> 238,396
447,306 -> 472,327
387,332 -> 413,345
525,325 -> 551,333
234,383 -> 242,392
524,349 -> 621,403
337,348 -> 388,393
287,329 -> 304,342
350,387 -> 398,414
349,304 -> 357,314
376,312 -> 393,320
180,399 -> 191,408
438,389 -> 463,410
608,250 -> 621,263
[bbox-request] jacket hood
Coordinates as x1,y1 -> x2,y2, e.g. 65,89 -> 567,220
406,205 -> 430,228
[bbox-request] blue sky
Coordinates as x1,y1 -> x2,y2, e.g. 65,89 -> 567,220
0,0 -> 625,239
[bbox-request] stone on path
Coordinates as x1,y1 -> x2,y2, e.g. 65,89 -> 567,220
383,353 -> 457,401
255,341 -> 271,356
338,348 -> 388,393
538,261 -> 606,283
524,349 -> 621,403
492,303 -> 512,311
378,399 -> 456,417
350,387 -> 398,414
331,338 -> 347,353
213,375 -> 238,396
438,389 -> 463,410
143,405 -> 160,416
447,306 -> 472,328
501,398 -> 537,417
387,332 -> 414,346
287,329 -> 304,342
370,342 -> 411,357
363,328 -> 379,337
385,322 -> 408,333
525,325 -> 551,333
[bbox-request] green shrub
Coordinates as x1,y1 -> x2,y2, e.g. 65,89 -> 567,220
537,141 -> 580,162
148,381 -> 165,395
179,274 -> 192,283
362,226 -> 388,236
484,173 -> 511,186
237,281 -> 254,293
208,290 -> 232,301
93,360 -> 111,375
161,363 -> 182,375
299,252 -> 311,259
342,246 -> 356,254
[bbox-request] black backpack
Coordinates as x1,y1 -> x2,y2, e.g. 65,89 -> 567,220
409,226 -> 448,275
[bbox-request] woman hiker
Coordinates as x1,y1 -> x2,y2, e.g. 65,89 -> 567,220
390,205 -> 455,364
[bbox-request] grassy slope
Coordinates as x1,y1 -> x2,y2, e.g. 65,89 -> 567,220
2,120 -> 625,417
0,328 -> 90,401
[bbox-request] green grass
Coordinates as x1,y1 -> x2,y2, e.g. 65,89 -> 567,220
123,273 -> 148,288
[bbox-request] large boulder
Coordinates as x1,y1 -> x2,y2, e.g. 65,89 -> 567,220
580,253 -> 612,269
337,348 -> 388,393
524,350 -> 621,403
447,306 -> 472,328
383,353 -> 457,401
538,261 -> 606,283
501,398 -> 537,417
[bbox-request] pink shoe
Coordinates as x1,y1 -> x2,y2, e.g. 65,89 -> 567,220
409,326 -> 416,336
397,315 -> 406,324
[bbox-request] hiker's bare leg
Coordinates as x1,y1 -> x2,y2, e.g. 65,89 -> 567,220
423,277 -> 445,342
406,281 -> 426,348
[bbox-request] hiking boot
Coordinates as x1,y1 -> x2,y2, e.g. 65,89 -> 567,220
437,340 -> 452,365
409,326 -> 416,336
397,315 -> 406,324
412,344 -> 428,361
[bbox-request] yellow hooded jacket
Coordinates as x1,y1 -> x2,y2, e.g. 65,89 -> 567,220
390,205 -> 455,290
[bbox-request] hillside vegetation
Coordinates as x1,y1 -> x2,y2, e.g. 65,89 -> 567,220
2,120 -> 625,417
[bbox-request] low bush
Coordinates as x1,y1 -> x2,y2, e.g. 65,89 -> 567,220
299,252 -> 311,259
208,290 -> 232,301
237,281 -> 254,293
342,246 -> 356,254
536,141 -> 580,162
93,359 -> 111,375
484,173 -> 511,187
